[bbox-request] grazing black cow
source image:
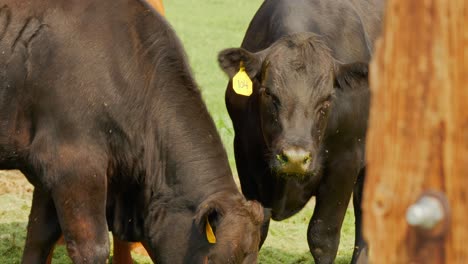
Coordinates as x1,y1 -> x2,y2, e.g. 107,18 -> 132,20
0,0 -> 266,263
218,0 -> 384,263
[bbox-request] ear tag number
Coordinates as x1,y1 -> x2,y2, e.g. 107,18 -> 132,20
205,217 -> 217,244
232,61 -> 253,96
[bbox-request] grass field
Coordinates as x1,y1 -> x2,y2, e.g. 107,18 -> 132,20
0,1 -> 355,263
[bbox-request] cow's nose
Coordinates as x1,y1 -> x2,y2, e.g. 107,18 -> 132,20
276,148 -> 311,174
278,148 -> 311,164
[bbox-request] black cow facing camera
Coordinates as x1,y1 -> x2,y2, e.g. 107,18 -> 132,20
219,34 -> 369,182
218,0 -> 385,263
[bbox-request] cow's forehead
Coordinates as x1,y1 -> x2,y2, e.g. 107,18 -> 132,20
262,51 -> 334,97
262,68 -> 333,107
267,34 -> 333,64
262,35 -> 335,86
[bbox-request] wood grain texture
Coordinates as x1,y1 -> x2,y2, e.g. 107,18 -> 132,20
363,0 -> 467,263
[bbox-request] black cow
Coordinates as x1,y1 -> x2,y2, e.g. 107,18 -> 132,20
218,0 -> 384,263
0,0 -> 266,263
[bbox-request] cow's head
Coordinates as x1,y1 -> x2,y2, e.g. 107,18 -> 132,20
143,194 -> 266,264
219,32 -> 368,179
193,195 -> 266,264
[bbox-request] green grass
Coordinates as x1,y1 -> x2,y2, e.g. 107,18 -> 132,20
165,0 -> 264,171
259,204 -> 355,264
0,1 -> 355,263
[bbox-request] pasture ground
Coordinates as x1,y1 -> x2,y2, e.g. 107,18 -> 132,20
0,0 -> 355,263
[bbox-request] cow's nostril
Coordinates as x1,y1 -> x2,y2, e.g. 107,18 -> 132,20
280,148 -> 311,165
276,153 -> 289,163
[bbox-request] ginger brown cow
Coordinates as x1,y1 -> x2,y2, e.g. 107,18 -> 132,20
0,0 -> 266,263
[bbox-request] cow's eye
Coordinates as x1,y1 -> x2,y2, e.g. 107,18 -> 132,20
260,87 -> 271,97
260,88 -> 280,109
271,96 -> 280,109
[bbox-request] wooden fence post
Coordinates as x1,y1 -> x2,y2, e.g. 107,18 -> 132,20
363,0 -> 467,263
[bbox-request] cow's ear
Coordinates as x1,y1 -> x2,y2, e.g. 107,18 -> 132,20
218,48 -> 265,79
194,201 -> 224,244
334,62 -> 369,90
244,200 -> 268,225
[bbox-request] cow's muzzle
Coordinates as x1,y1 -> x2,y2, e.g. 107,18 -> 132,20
275,147 -> 311,175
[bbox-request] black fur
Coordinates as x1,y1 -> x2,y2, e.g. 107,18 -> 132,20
218,0 -> 384,263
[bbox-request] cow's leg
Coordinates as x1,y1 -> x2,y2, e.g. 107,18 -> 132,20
112,237 -> 134,264
129,242 -> 149,256
46,236 -> 64,264
351,168 -> 368,264
52,174 -> 109,263
307,155 -> 359,264
22,188 -> 62,263
41,146 -> 110,264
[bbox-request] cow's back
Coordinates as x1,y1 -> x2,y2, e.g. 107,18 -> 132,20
0,0 -> 195,174
2,0 -> 232,208
241,0 -> 385,63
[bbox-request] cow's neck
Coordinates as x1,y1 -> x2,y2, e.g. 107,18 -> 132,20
132,57 -> 237,206
107,52 -> 238,242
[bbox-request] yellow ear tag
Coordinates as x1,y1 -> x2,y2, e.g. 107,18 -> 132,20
205,217 -> 217,244
232,61 -> 253,96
